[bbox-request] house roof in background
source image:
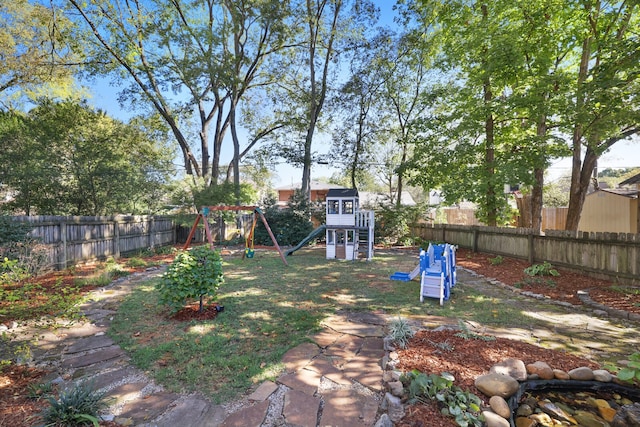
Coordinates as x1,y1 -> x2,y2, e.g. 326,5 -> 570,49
275,181 -> 346,191
359,191 -> 416,206
327,188 -> 358,198
619,172 -> 640,186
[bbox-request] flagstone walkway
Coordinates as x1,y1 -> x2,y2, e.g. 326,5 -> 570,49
5,265 -> 640,426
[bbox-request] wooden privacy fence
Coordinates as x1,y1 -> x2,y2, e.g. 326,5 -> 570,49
410,223 -> 640,285
439,207 -> 569,230
11,215 -> 175,271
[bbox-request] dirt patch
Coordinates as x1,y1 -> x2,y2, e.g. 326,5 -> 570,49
170,302 -> 223,322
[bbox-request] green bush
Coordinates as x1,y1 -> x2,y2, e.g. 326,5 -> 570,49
617,352 -> 640,384
254,192 -> 316,247
401,370 -> 484,427
375,203 -> 429,246
0,215 -> 49,277
41,382 -> 108,427
156,246 -> 224,314
488,255 -> 503,265
524,261 -> 559,277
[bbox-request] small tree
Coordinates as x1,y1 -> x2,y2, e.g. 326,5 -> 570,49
156,246 -> 224,314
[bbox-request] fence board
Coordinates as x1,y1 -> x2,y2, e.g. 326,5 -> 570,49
410,223 -> 640,285
9,215 -> 175,270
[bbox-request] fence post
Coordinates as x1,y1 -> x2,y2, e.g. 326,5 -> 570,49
528,232 -> 534,264
472,227 -> 479,252
149,217 -> 155,249
60,220 -> 67,269
114,218 -> 120,259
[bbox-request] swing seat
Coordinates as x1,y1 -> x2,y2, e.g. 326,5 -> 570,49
245,248 -> 255,258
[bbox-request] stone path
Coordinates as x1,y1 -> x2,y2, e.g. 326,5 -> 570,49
6,268 -> 403,427
5,265 -> 639,427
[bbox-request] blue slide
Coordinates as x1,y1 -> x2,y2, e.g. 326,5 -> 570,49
285,225 -> 326,256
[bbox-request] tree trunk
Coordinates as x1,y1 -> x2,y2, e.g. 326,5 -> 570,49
481,4 -> 497,227
565,36 -> 592,231
230,97 -> 242,205
531,168 -> 544,232
530,113 -> 547,234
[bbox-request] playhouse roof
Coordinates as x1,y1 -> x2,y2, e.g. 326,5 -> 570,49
327,188 -> 359,198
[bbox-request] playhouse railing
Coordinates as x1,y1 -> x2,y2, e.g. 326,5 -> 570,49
356,210 -> 374,228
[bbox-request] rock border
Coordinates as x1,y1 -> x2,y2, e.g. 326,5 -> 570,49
460,267 -> 640,324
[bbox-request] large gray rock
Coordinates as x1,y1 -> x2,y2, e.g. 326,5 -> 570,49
475,373 -> 520,398
381,392 -> 405,422
612,403 -> 640,427
374,413 -> 393,427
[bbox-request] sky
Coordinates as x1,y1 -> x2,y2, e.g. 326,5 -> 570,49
84,1 -> 640,189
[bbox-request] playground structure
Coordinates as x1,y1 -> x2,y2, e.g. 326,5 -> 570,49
183,205 -> 288,266
390,243 -> 457,305
286,188 -> 375,260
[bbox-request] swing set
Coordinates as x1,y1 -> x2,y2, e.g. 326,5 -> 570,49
182,205 -> 288,266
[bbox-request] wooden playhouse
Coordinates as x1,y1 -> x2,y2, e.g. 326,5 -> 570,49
325,188 -> 375,260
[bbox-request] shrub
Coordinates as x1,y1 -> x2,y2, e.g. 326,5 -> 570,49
254,192 -> 317,246
41,382 -> 109,427
156,246 -> 224,314
0,215 -> 50,278
388,317 -> 415,349
375,203 -> 429,246
401,370 -> 484,427
524,261 -> 559,277
488,255 -> 503,265
617,352 -> 640,384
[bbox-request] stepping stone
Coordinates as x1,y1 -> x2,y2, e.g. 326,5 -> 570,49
281,342 -> 319,372
105,382 -> 147,405
325,335 -> 364,360
309,330 -> 342,348
61,345 -> 124,369
346,311 -> 388,326
277,369 -> 321,396
118,391 -> 179,423
305,356 -> 342,377
248,381 -> 278,402
319,389 -> 379,426
82,366 -> 140,392
153,394 -> 226,427
220,400 -> 269,427
343,356 -> 384,391
58,323 -> 108,338
322,315 -> 385,337
283,390 -> 321,427
65,334 -> 115,354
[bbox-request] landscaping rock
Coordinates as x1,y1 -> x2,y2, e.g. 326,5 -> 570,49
483,410 -> 510,427
489,395 -> 511,419
568,366 -> 595,381
475,373 -> 520,398
592,369 -> 613,382
612,403 -> 640,427
490,358 -> 527,381
526,361 -> 554,380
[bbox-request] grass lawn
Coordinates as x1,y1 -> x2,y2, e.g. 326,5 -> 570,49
107,246 -> 542,403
